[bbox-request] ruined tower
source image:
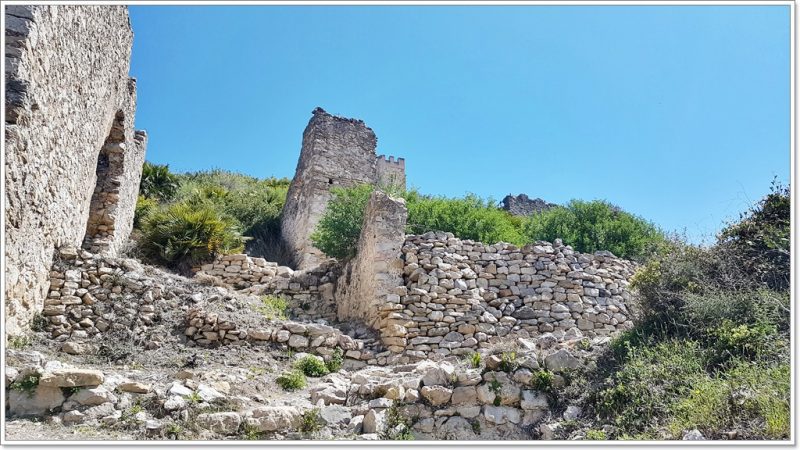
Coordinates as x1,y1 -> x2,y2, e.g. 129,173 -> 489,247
281,108 -> 406,269
5,5 -> 147,336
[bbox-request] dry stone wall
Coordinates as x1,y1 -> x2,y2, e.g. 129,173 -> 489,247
391,232 -> 636,360
5,5 -> 147,336
281,108 -> 406,269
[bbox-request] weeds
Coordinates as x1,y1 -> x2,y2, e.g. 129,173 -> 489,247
256,295 -> 288,320
8,335 -> 31,349
299,408 -> 324,435
276,370 -> 306,391
468,352 -> 482,369
10,373 -> 40,394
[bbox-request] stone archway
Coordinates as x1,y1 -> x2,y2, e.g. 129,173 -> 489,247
82,111 -> 127,254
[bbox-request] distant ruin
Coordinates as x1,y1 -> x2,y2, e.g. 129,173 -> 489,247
4,5 -> 147,336
281,107 -> 406,269
501,194 -> 556,216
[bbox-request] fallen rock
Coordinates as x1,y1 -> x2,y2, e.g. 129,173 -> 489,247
8,385 -> 65,416
244,406 -> 301,432
39,369 -> 104,388
362,409 -> 386,434
70,387 -> 117,406
543,349 -> 580,372
196,412 -> 242,435
117,382 -> 151,394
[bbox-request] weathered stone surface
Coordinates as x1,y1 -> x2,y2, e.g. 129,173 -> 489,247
483,405 -> 522,425
196,412 -> 242,435
544,349 -> 580,372
70,387 -> 116,406
39,369 -> 104,387
8,385 -> 65,416
420,385 -> 452,406
117,382 -> 150,394
362,409 -> 386,434
5,5 -> 147,336
501,194 -> 555,216
244,406 -> 301,432
281,108 -> 405,269
520,390 -> 549,410
450,386 -> 478,405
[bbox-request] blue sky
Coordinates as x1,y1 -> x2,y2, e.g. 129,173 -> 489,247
129,5 -> 790,244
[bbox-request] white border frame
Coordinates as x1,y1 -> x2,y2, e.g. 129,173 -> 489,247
0,1 -> 795,448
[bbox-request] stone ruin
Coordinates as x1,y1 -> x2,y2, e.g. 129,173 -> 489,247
280,107 -> 406,269
4,5 -> 147,336
4,5 -> 637,365
501,194 -> 556,216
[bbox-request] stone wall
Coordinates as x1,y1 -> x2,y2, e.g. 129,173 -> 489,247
194,254 -> 339,323
390,232 -> 636,360
280,108 -> 406,270
335,191 -> 408,334
501,194 -> 555,216
4,5 -> 147,336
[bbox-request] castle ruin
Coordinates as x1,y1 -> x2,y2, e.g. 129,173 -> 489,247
4,5 -> 147,336
280,107 -> 406,269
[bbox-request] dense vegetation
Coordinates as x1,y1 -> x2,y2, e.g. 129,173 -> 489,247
310,184 -> 663,260
588,181 -> 790,440
133,163 -> 290,270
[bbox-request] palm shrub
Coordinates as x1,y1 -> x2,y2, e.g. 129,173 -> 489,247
524,199 -> 664,260
140,201 -> 245,271
139,161 -> 179,201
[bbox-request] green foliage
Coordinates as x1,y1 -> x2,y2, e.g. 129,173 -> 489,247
294,355 -> 330,377
134,195 -> 159,229
524,199 -> 664,260
256,295 -> 288,320
276,370 -> 307,391
10,373 -> 40,393
404,190 -> 525,245
187,391 -> 202,405
380,401 -> 414,440
577,339 -> 592,351
668,362 -> 790,440
8,335 -> 31,349
499,351 -> 518,372
310,184 -> 375,260
299,408 -> 324,434
139,161 -> 179,201
585,429 -> 607,440
139,201 -> 245,270
29,312 -> 48,333
717,180 -> 789,291
595,341 -> 707,435
530,370 -> 554,391
468,352 -> 482,369
326,348 -> 344,373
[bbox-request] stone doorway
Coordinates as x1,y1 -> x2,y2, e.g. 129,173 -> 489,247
82,111 -> 126,254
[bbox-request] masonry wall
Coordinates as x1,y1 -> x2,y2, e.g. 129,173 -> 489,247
392,232 -> 637,360
4,5 -> 147,336
335,191 -> 408,333
280,108 -> 407,270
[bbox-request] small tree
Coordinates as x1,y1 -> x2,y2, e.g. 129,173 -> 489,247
310,184 -> 375,260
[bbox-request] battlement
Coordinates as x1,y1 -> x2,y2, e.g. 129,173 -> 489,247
376,154 -> 405,167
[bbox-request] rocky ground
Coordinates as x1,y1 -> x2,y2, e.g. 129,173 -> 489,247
4,253 -> 621,442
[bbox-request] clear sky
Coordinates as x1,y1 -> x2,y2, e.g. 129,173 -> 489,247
128,5 -> 791,244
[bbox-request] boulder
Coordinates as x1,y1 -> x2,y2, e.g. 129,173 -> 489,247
244,406 -> 301,432
117,382 -> 150,394
420,385 -> 452,406
196,412 -> 242,435
39,369 -> 104,387
543,349 -> 580,372
420,361 -> 455,387
362,409 -> 386,434
8,385 -> 65,416
450,386 -> 477,405
70,387 -> 117,406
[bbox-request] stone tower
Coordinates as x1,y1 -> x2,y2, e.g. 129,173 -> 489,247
4,5 -> 147,336
281,108 -> 406,269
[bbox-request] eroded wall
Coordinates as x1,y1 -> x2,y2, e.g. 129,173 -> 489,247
4,5 -> 146,336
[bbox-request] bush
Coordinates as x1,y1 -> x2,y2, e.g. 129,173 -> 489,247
256,296 -> 288,320
276,370 -> 306,391
139,161 -> 179,201
139,202 -> 245,271
667,362 -> 790,439
134,195 -> 158,229
325,348 -> 344,373
530,370 -> 554,391
404,191 -> 525,245
585,429 -> 607,440
310,184 -> 375,260
299,408 -> 324,434
595,340 -> 707,435
717,180 -> 790,291
524,199 -> 664,260
294,355 -> 329,377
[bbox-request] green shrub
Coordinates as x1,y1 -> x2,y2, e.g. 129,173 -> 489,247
325,348 -> 344,373
595,340 -> 706,435
668,362 -> 789,439
139,161 -> 179,201
10,373 -> 40,393
380,400 -> 414,440
276,370 -> 306,391
256,295 -> 288,320
717,180 -> 789,291
310,183 -> 375,260
468,352 -> 482,369
404,190 -> 525,245
524,199 -> 664,260
134,195 -> 158,229
139,201 -> 245,270
294,355 -> 329,377
299,408 -> 324,434
585,429 -> 607,440
530,370 -> 554,391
